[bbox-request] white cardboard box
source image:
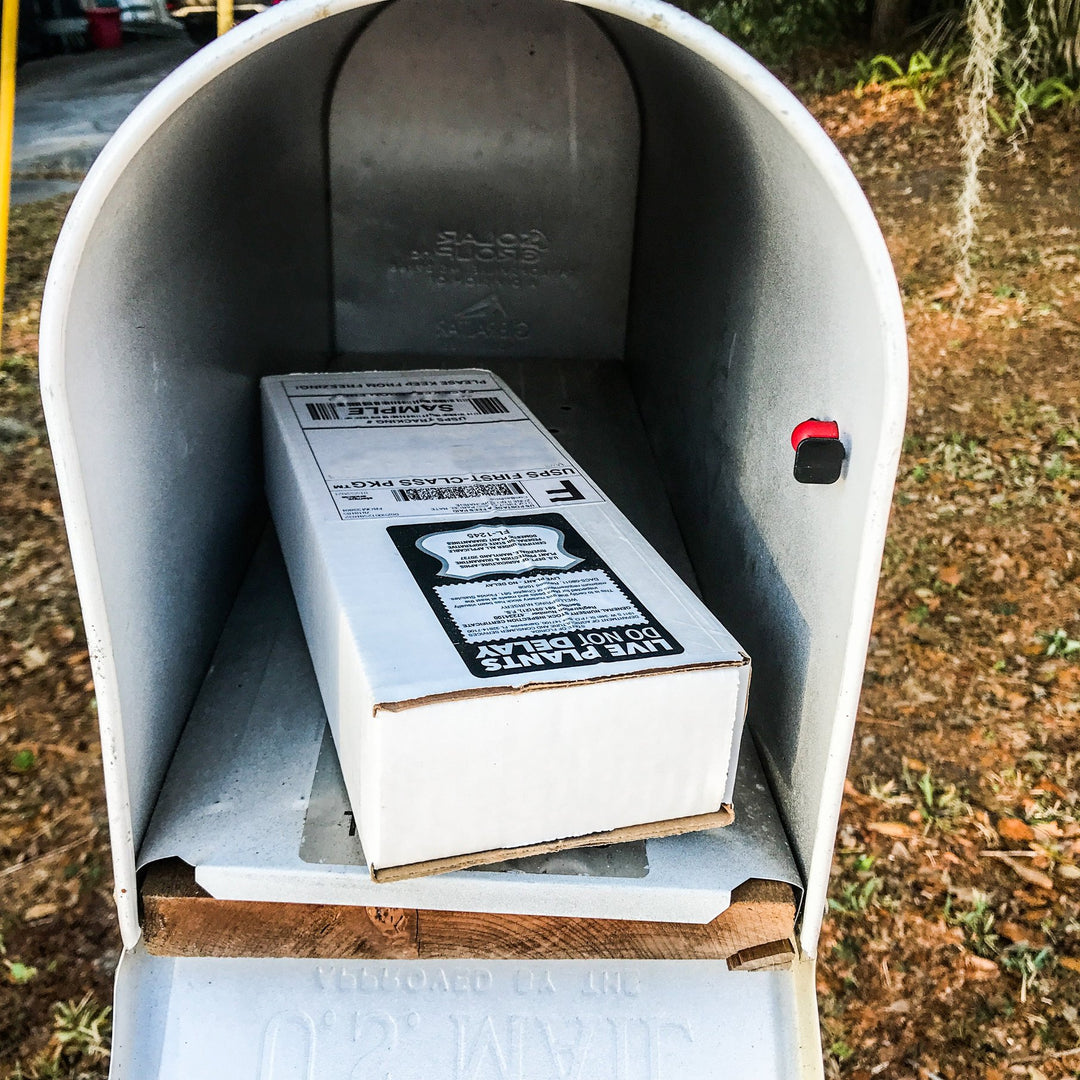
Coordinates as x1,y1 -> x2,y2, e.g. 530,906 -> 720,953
262,370 -> 750,877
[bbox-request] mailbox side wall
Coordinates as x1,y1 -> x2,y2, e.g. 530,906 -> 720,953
40,8 -> 377,942
606,15 -> 907,953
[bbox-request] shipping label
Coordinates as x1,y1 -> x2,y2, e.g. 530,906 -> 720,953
326,467 -> 599,521
279,373 -> 605,520
286,371 -> 527,429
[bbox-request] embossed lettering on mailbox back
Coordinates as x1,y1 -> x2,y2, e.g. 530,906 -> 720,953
300,966 -> 697,1079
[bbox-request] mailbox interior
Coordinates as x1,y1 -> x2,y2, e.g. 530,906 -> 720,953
40,0 -> 905,1032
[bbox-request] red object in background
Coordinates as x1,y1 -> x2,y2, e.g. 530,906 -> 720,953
790,418 -> 839,451
86,7 -> 123,49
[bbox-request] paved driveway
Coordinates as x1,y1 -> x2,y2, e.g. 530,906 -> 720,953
13,37 -> 198,203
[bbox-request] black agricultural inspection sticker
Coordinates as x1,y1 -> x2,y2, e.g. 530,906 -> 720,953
388,513 -> 684,678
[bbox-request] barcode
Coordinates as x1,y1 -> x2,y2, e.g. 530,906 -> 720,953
306,402 -> 340,421
470,396 -> 509,416
391,482 -> 525,502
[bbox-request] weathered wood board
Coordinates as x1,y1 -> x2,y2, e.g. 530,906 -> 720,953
141,860 -> 796,971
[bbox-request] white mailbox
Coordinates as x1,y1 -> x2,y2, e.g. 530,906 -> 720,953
39,0 -> 907,1075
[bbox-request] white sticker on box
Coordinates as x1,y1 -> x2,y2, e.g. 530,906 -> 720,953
416,522 -> 582,579
278,373 -> 605,520
289,382 -> 526,428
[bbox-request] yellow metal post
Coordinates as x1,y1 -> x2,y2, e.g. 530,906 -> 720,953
217,0 -> 233,37
0,0 -> 18,343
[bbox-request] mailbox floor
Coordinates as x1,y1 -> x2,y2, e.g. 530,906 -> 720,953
1,83 -> 1080,1080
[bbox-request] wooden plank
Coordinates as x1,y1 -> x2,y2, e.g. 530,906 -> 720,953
371,806 -> 734,882
141,860 -> 419,959
141,861 -> 796,966
726,938 -> 797,972
417,879 -> 795,961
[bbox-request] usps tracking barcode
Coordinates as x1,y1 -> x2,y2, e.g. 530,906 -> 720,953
305,396 -> 508,422
468,395 -> 510,415
391,482 -> 525,502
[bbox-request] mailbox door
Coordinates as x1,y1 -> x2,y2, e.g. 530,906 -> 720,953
110,948 -> 825,1079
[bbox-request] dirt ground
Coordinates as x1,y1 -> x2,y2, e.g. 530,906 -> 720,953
813,87 -> 1080,1078
1,80 -> 1078,1079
